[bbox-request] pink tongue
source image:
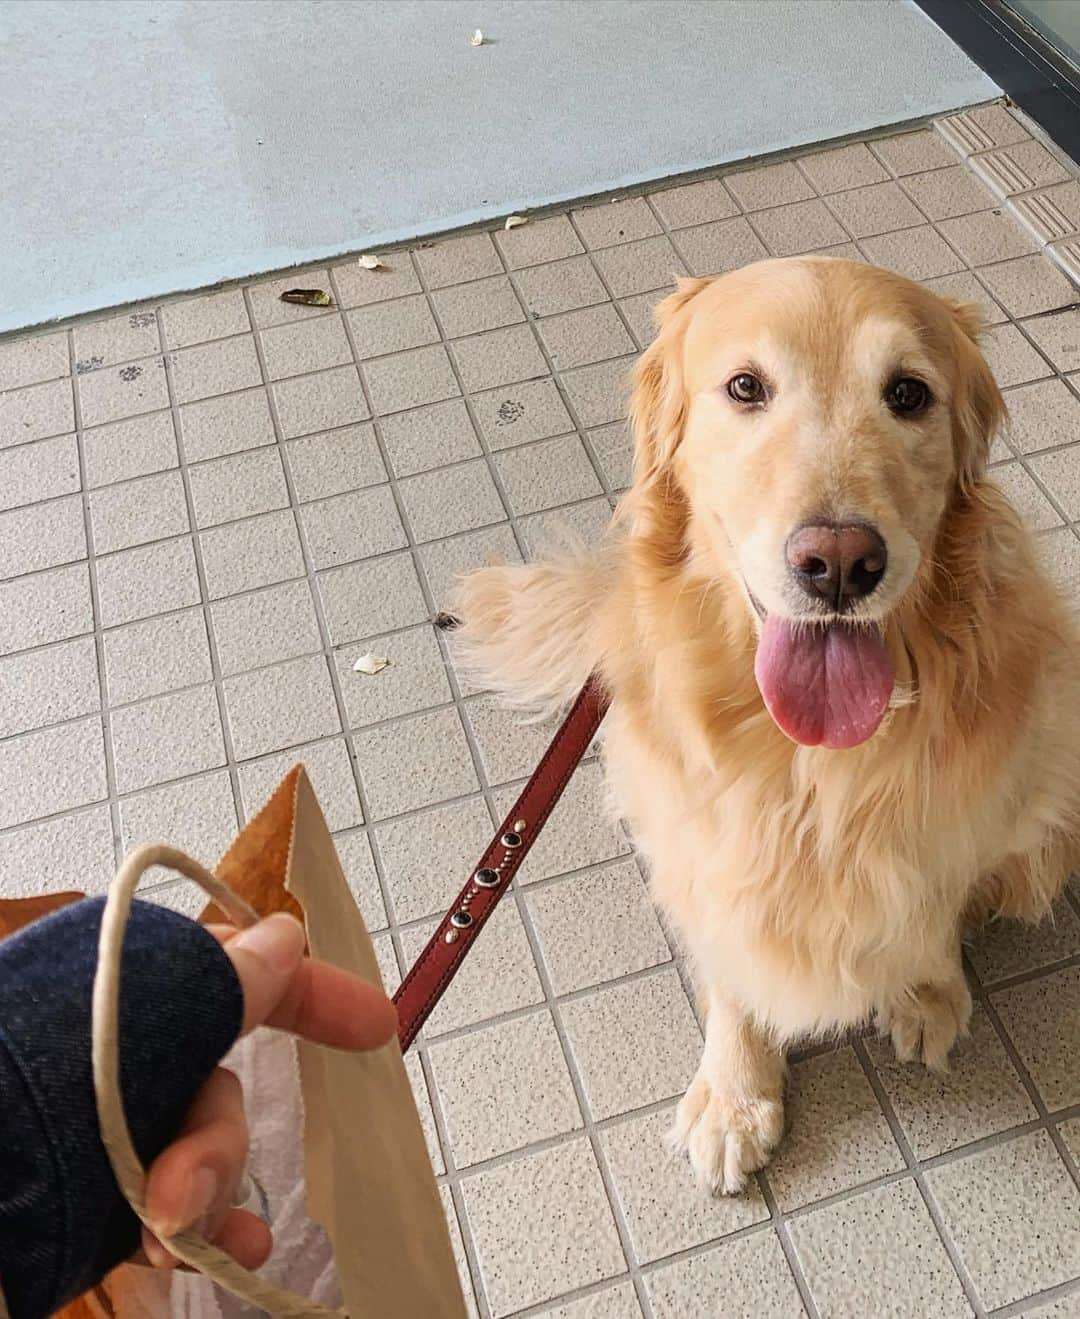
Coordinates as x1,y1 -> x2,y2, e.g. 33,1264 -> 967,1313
754,617 -> 894,750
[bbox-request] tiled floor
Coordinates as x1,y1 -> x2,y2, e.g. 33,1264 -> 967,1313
3,101 -> 1080,1317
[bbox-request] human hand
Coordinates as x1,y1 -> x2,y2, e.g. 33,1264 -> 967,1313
137,912 -> 397,1270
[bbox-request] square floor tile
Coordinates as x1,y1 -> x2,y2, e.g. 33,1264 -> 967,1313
939,208 -> 1039,266
169,334 -> 262,404
77,359 -> 169,428
352,705 -> 479,818
791,1179 -> 969,1319
83,410 -> 178,488
800,142 -> 889,194
1023,309 -> 1080,374
380,397 -> 481,476
561,968 -> 701,1120
375,793 -> 494,922
223,653 -> 340,760
272,365 -> 370,438
462,1139 -> 625,1317
904,165 -> 996,221
431,276 -> 525,338
673,216 -> 768,276
316,550 -> 429,644
416,233 -> 504,288
0,562 -> 93,656
110,685 -> 225,793
347,295 -> 440,359
537,1282 -> 642,1318
472,377 -> 574,449
199,509 -> 305,599
492,759 -> 630,884
332,828 -> 386,931
89,469 -> 189,554
285,422 -> 386,501
527,860 -> 669,995
764,1046 -> 903,1210
0,717 -> 107,829
975,140 -> 1072,196
177,388 -> 276,463
649,177 -> 738,229
993,964 -> 1080,1110
496,214 -> 584,269
978,255 -> 1080,319
105,608 -> 212,705
495,433 -> 603,514
561,357 -> 633,428
246,272 -> 334,326
968,897 -> 1080,982
1025,447 -> 1080,520
0,331 -> 69,392
589,422 -> 634,490
865,1008 -> 1034,1158
161,289 -> 250,348
399,458 -> 506,542
188,447 -> 289,527
646,1230 -> 803,1319
827,182 -> 924,238
591,236 -> 684,298
332,257 -> 422,308
336,624 -> 451,727
120,770 -> 238,873
992,461 -> 1062,530
398,900 -> 544,1037
0,376 -> 74,448
860,226 -> 965,281
451,324 -> 547,393
726,161 -> 815,211
753,199 -> 848,257
73,311 -> 160,369
300,484 -> 405,568
539,305 -> 635,371
515,256 -> 609,318
0,433 -> 80,511
982,323 -> 1054,388
0,495 -> 86,579
618,291 -> 663,348
926,1130 -> 1080,1309
873,128 -> 959,176
364,344 -> 460,414
463,698 -> 562,785
923,270 -> 1006,323
210,579 -> 321,676
0,636 -> 100,738
945,104 -> 1032,151
419,523 -> 521,610
0,805 -> 115,898
259,314 -> 352,381
603,1104 -> 768,1264
237,735 -> 362,831
430,1010 -> 582,1166
95,536 -> 200,627
573,198 -> 661,249
519,497 -> 613,560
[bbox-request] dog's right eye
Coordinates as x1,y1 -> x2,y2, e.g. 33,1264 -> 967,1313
727,373 -> 766,405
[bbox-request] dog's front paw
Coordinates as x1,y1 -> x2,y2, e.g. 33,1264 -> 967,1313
668,1070 -> 785,1196
879,975 -> 972,1071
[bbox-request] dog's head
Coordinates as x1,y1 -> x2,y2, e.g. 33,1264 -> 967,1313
628,256 -> 1004,750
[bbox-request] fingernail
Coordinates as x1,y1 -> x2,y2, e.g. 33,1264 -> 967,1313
161,1167 -> 219,1238
231,912 -> 305,973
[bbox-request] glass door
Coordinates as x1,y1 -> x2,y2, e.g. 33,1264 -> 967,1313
1002,0 -> 1080,68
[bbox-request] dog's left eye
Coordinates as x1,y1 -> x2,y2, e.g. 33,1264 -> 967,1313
727,373 -> 766,405
886,377 -> 931,415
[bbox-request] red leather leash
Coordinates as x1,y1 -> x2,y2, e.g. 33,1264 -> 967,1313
393,673 -> 609,1051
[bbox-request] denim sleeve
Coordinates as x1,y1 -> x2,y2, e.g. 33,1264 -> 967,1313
0,897 -> 244,1319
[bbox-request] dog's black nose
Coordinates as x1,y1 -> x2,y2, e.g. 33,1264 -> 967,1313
786,523 -> 887,608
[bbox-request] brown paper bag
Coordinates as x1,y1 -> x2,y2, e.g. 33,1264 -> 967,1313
0,765 -> 467,1319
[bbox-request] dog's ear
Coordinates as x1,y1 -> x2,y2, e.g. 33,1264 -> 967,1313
630,277 -> 711,488
944,298 -> 1006,490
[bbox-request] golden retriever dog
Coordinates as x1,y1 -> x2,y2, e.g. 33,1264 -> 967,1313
454,256 -> 1080,1194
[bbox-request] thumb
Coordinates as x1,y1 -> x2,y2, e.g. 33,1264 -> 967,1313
226,912 -> 308,1034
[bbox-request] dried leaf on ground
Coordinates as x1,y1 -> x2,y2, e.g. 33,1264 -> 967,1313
358,253 -> 384,270
470,29 -> 485,46
353,653 -> 390,675
504,214 -> 527,230
280,288 -> 332,307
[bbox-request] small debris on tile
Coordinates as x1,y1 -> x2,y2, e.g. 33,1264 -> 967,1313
358,253 -> 384,270
280,288 -> 332,307
470,28 -> 485,46
504,214 -> 528,230
434,612 -> 460,631
353,653 -> 390,675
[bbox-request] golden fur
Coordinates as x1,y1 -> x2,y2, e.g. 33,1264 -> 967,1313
454,257 -> 1080,1193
